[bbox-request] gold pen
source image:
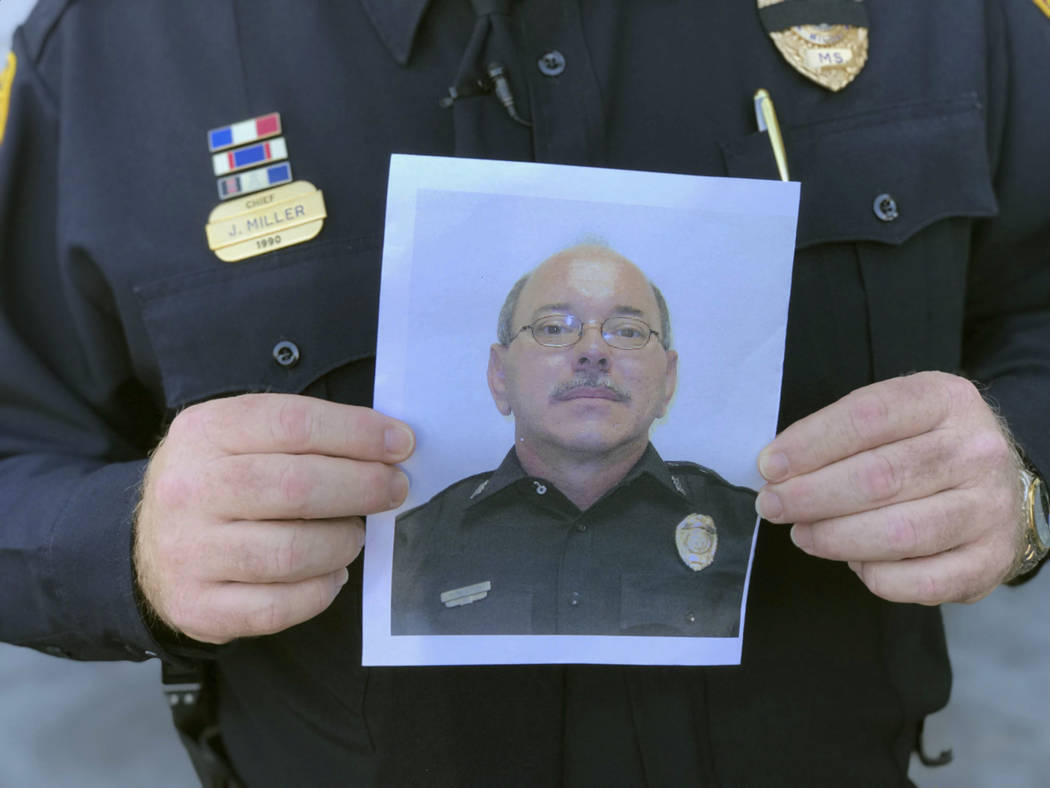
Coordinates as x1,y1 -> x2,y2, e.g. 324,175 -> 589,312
753,89 -> 790,182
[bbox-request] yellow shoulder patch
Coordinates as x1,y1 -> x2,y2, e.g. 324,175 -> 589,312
0,52 -> 15,147
1035,0 -> 1050,20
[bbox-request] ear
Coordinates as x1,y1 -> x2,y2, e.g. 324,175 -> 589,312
658,349 -> 678,418
488,344 -> 513,416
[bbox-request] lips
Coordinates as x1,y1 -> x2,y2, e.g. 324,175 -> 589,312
550,377 -> 631,402
555,386 -> 623,401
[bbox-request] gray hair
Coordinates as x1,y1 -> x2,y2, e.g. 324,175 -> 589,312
496,271 -> 673,350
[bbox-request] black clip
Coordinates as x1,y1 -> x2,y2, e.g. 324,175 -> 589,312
485,62 -> 531,127
439,81 -> 488,108
439,62 -> 531,128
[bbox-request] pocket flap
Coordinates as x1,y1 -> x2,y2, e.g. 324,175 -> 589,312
135,238 -> 380,409
620,571 -> 744,638
722,95 -> 998,248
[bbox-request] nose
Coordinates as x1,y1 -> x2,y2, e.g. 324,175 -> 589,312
573,322 -> 610,372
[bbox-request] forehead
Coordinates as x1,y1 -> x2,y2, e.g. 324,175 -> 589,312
518,248 -> 657,318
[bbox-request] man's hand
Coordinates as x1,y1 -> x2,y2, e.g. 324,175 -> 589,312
134,394 -> 415,644
756,372 -> 1026,605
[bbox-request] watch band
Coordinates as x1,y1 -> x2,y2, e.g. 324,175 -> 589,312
1013,468 -> 1050,578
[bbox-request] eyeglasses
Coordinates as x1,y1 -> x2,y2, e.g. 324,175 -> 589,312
514,314 -> 660,350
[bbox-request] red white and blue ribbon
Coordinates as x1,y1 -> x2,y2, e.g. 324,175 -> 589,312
217,162 -> 294,200
212,137 -> 288,177
208,112 -> 281,152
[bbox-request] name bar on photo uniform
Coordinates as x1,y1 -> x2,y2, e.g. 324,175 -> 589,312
440,581 -> 492,608
217,162 -> 294,200
212,137 -> 288,176
208,112 -> 282,152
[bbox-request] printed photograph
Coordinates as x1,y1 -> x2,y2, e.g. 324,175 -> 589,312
363,156 -> 798,666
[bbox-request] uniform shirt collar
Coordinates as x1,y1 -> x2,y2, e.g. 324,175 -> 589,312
468,443 -> 685,508
358,0 -> 433,66
620,443 -> 682,495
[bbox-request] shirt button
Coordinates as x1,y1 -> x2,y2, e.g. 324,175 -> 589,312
538,50 -> 566,77
272,340 -> 300,368
569,591 -> 581,607
685,611 -> 696,624
575,523 -> 587,533
873,193 -> 899,222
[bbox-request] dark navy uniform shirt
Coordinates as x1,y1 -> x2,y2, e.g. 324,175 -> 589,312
392,444 -> 755,637
1,2 -> 1049,786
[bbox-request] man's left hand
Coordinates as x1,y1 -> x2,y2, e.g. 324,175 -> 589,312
756,371 -> 1026,604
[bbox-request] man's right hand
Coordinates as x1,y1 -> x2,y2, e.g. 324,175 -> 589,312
134,393 -> 415,644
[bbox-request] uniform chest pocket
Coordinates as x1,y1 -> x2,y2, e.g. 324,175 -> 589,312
620,570 -> 745,638
442,587 -> 534,635
723,95 -> 1000,382
400,586 -> 534,636
721,94 -> 997,248
134,237 -> 380,409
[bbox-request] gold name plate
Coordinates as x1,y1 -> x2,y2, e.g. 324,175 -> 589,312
205,180 -> 326,262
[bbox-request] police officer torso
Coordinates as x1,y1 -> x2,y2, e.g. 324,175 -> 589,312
393,444 -> 756,637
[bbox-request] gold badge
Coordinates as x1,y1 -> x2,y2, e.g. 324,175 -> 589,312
675,513 -> 718,572
757,0 -> 869,92
0,52 -> 16,147
205,180 -> 326,262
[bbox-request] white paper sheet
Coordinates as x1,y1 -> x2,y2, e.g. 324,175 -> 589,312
363,155 -> 798,666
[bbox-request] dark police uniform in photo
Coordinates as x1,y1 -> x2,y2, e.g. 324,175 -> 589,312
392,444 -> 756,636
1,1 -> 1049,786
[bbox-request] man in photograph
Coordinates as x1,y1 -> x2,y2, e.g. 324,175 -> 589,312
392,243 -> 756,636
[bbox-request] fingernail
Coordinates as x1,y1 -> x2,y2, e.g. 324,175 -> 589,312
790,525 -> 812,553
332,567 -> 350,597
385,425 -> 414,457
389,469 -> 409,508
755,490 -> 783,521
758,450 -> 789,482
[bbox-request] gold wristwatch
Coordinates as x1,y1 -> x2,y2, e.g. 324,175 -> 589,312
1015,468 -> 1050,577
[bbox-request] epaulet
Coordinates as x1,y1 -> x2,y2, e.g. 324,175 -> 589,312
1034,0 -> 1050,21
666,461 -> 755,495
19,0 -> 77,62
396,470 -> 495,521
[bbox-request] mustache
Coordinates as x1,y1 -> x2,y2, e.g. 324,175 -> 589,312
550,374 -> 631,402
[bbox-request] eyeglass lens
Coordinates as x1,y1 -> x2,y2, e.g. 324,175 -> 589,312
529,314 -> 653,349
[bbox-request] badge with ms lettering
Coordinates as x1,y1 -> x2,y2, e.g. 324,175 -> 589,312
205,180 -> 326,262
675,513 -> 718,572
757,0 -> 869,92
